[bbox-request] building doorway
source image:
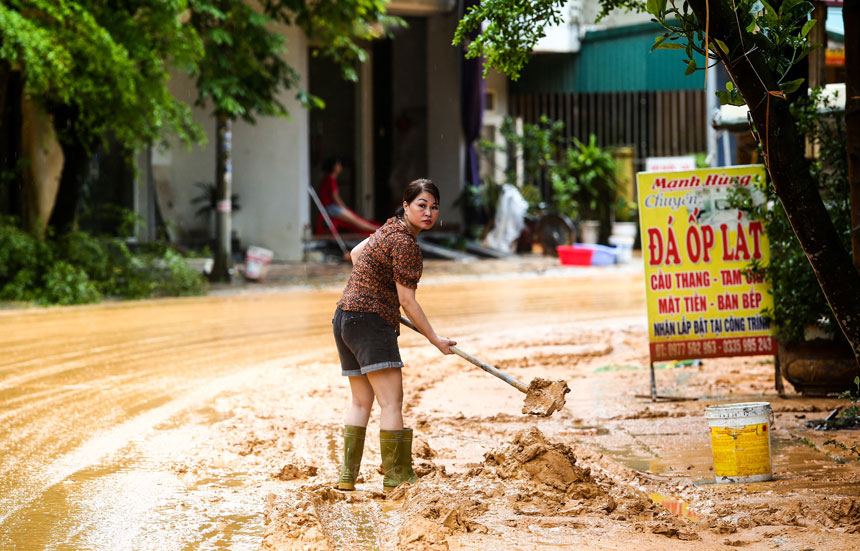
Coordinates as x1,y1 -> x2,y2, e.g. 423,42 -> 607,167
308,55 -> 359,229
373,17 -> 429,219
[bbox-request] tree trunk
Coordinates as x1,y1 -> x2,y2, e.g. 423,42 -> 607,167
845,1 -> 860,274
211,113 -> 232,282
20,96 -> 64,237
687,0 -> 860,367
807,2 -> 827,90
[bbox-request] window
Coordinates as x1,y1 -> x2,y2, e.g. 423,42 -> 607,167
484,90 -> 496,113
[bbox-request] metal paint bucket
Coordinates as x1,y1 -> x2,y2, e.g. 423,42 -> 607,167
705,401 -> 773,483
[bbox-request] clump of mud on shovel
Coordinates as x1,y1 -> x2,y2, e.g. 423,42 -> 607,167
522,378 -> 570,417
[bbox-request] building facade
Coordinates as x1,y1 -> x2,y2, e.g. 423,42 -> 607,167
136,0 -> 482,261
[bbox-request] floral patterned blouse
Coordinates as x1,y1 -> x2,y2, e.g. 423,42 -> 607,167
337,217 -> 423,332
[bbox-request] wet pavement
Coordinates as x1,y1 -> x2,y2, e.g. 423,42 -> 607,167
2,254 -> 859,550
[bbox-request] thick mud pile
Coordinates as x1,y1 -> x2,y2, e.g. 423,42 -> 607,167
262,427 -> 697,550
478,427 -> 600,497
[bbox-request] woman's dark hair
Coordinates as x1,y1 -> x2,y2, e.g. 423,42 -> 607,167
396,178 -> 439,217
322,157 -> 341,174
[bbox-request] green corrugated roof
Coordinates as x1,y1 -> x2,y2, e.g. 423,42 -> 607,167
510,22 -> 703,94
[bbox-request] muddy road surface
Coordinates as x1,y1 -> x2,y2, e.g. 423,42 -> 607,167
2,260 -> 859,550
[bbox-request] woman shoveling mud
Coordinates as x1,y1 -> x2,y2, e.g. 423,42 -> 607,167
331,179 -> 456,493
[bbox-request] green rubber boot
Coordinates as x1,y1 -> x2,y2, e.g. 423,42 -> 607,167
380,428 -> 418,492
335,425 -> 366,490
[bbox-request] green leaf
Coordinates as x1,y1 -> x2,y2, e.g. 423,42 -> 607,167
646,0 -> 667,17
651,35 -> 668,51
801,18 -> 817,38
779,0 -> 803,15
654,42 -> 685,50
760,0 -> 778,19
685,58 -> 697,76
779,77 -> 805,95
713,39 -> 730,55
792,2 -> 816,19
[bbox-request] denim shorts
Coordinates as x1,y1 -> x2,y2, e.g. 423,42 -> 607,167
332,307 -> 404,376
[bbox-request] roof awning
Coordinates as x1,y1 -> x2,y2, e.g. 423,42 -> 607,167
387,0 -> 457,16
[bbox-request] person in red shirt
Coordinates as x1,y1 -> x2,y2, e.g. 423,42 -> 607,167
332,179 -> 456,492
318,158 -> 380,233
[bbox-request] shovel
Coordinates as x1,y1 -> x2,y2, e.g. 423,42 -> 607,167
399,315 -> 569,417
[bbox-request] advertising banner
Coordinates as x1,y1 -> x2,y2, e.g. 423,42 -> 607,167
637,165 -> 776,362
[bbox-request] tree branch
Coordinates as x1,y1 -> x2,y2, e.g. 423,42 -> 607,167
687,0 -> 860,365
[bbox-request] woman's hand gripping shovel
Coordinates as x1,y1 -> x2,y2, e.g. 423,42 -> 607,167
400,315 -> 569,417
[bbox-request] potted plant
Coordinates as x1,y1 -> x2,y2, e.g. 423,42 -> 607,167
733,90 -> 855,396
552,135 -> 617,245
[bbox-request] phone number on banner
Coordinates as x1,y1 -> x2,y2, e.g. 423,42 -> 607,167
650,336 -> 777,361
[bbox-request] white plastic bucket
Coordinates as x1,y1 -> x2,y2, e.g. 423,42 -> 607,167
704,402 -> 773,483
244,246 -> 273,281
608,234 -> 635,263
611,221 -> 638,238
579,220 -> 600,244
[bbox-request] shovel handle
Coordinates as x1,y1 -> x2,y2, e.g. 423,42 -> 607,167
399,315 -> 529,394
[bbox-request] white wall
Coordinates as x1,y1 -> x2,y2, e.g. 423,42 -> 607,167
233,26 -> 309,261
148,25 -> 309,261
427,10 -> 464,228
534,1 -> 582,53
481,68 -> 509,184
149,70 -> 216,244
579,0 -> 652,30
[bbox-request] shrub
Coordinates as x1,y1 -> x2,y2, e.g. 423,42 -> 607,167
0,217 -> 207,305
552,134 -> 617,224
41,261 -> 101,305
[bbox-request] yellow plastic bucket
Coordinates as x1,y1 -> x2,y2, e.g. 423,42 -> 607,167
705,402 -> 773,483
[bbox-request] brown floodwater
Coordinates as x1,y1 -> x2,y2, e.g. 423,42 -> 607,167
0,269 -> 645,549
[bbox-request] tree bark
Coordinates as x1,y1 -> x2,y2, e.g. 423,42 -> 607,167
20,96 -> 64,237
807,2 -> 827,90
687,0 -> 860,367
211,113 -> 233,282
845,1 -> 860,274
